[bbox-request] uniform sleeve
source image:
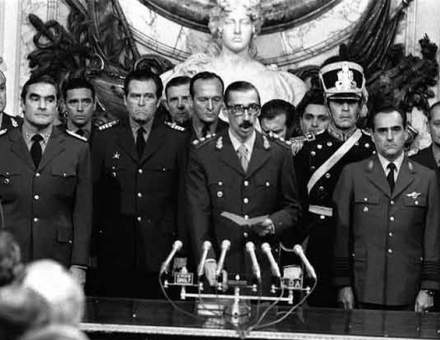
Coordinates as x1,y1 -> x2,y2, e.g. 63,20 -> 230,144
332,165 -> 354,288
421,170 -> 440,290
269,150 -> 301,246
72,143 -> 93,266
186,147 -> 216,263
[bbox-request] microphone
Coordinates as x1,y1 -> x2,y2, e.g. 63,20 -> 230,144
160,240 -> 183,274
261,243 -> 281,278
293,244 -> 317,279
197,241 -> 212,277
215,240 -> 231,277
246,241 -> 261,282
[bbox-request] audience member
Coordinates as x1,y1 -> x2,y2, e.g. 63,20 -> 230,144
259,99 -> 296,139
0,285 -> 50,340
0,231 -> 23,287
0,74 -> 92,286
0,70 -> 22,129
188,71 -> 228,140
333,105 -> 440,311
62,78 -> 97,141
296,89 -> 329,136
187,80 -> 300,291
294,60 -> 375,307
92,69 -> 188,298
20,260 -> 85,326
164,76 -> 192,127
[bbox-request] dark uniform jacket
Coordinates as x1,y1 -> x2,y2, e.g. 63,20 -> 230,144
294,128 -> 375,306
410,145 -> 440,185
0,126 -> 92,267
91,117 -> 188,292
333,156 -> 440,306
186,130 -> 301,283
0,113 -> 22,130
189,119 -> 229,142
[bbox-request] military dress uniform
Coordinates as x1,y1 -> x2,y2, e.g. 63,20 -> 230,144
91,117 -> 188,298
186,130 -> 301,289
0,126 -> 92,268
294,127 -> 375,307
0,112 -> 22,130
333,156 -> 440,306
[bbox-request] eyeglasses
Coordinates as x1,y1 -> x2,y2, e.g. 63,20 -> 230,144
227,104 -> 260,117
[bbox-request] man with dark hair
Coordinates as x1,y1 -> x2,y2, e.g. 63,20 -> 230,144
333,104 -> 440,311
294,60 -> 375,307
259,99 -> 296,139
164,76 -> 192,126
62,78 -> 97,140
0,70 -> 22,130
0,74 -> 92,286
187,80 -> 300,290
189,71 -> 228,140
92,69 -> 188,298
411,101 -> 440,182
296,89 -> 329,136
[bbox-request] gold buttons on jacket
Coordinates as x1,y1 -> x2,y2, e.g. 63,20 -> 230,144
217,191 -> 223,198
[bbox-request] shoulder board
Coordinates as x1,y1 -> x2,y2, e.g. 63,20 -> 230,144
192,134 -> 217,148
0,128 -> 7,136
66,129 -> 87,142
407,148 -> 419,157
97,120 -> 119,131
266,134 -> 291,150
165,121 -> 186,132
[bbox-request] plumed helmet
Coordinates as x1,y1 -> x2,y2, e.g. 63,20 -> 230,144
319,61 -> 366,100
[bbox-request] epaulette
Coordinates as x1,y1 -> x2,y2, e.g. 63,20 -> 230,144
66,129 -> 87,142
407,148 -> 419,157
165,121 -> 186,132
0,128 -> 7,136
98,120 -> 119,131
266,134 -> 291,150
192,134 -> 217,148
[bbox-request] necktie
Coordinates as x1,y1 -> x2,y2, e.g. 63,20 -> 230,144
387,162 -> 396,192
201,123 -> 210,138
30,134 -> 43,168
136,127 -> 146,157
237,144 -> 249,172
76,129 -> 85,136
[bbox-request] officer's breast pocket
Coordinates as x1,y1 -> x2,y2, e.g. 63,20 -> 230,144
51,166 -> 77,196
354,193 -> 381,219
208,180 -> 226,209
255,177 -> 276,196
0,169 -> 21,200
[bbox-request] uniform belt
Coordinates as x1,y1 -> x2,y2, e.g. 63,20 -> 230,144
308,205 -> 333,217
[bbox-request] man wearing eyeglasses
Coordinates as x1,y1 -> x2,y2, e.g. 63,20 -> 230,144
187,81 -> 300,291
62,78 -> 97,141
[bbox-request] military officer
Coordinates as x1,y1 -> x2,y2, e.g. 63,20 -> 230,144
187,81 -> 300,291
164,76 -> 192,127
294,60 -> 375,307
0,70 -> 22,129
92,69 -> 188,298
333,105 -> 440,311
0,74 -> 92,286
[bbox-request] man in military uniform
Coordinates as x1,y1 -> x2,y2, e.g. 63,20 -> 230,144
189,71 -> 228,141
187,81 -> 300,291
0,74 -> 91,286
333,105 -> 440,311
0,70 -> 22,129
92,70 -> 188,298
294,60 -> 375,307
164,76 -> 192,127
62,78 -> 97,141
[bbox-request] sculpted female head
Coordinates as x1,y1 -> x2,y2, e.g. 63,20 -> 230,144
208,0 -> 263,55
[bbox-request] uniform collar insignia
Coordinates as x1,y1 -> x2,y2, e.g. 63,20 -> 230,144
406,191 -> 421,200
216,136 -> 223,150
263,135 -> 270,150
113,151 -> 121,159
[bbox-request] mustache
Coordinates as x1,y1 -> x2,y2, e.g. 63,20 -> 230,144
239,121 -> 253,129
